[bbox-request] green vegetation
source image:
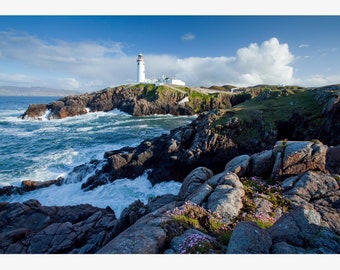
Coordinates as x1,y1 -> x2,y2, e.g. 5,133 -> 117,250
237,176 -> 291,228
210,88 -> 324,145
208,85 -> 237,91
166,201 -> 232,247
230,89 -> 321,123
132,83 -> 236,113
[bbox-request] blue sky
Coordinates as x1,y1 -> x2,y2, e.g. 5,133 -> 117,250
0,3 -> 340,91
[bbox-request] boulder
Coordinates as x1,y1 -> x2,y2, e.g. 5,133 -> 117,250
168,229 -> 223,254
178,167 -> 214,200
21,104 -> 48,120
206,173 -> 245,223
21,179 -> 63,192
97,202 -> 177,254
268,206 -> 340,253
271,140 -> 328,180
0,200 -> 119,254
248,150 -> 274,177
224,154 -> 250,177
284,171 -> 339,207
227,221 -> 272,254
326,145 -> 340,174
283,171 -> 340,234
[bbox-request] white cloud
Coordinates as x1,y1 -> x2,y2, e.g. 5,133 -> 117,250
181,32 -> 195,41
299,44 -> 309,48
294,73 -> 340,87
233,37 -> 295,86
0,31 -> 327,90
0,31 -> 128,90
143,38 -> 295,87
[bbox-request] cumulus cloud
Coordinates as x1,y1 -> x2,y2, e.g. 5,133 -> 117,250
181,32 -> 195,41
144,38 -> 296,87
233,37 -> 295,86
0,32 -> 299,90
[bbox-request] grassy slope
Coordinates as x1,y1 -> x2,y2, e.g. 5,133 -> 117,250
212,88 -> 324,145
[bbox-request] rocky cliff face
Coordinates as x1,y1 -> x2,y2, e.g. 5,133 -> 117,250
21,84 -> 251,120
78,87 -> 340,191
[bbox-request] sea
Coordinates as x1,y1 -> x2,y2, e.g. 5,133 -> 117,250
0,96 -> 196,217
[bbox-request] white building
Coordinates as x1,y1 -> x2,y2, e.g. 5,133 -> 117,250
166,77 -> 186,86
137,53 -> 145,83
137,53 -> 185,86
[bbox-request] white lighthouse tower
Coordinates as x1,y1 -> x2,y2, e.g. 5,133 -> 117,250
137,53 -> 145,83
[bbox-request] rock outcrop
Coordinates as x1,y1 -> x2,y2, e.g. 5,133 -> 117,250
1,140 -> 338,254
0,200 -> 119,254
80,86 -> 340,190
95,140 -> 339,254
21,84 -> 250,120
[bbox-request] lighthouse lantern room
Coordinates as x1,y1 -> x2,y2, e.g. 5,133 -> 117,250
137,53 -> 145,83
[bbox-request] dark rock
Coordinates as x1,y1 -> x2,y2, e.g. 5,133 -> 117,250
271,241 -> 306,254
178,167 -> 214,200
21,104 -> 48,120
21,179 -> 63,192
118,200 -> 149,230
0,200 -> 118,254
248,150 -> 274,177
227,221 -> 272,254
0,178 -> 64,196
271,140 -> 328,180
326,145 -> 340,174
268,206 -> 340,253
283,171 -> 340,234
147,194 -> 178,213
224,154 -> 250,177
97,202 -> 177,254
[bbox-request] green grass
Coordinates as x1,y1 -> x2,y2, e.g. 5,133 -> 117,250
210,89 -> 324,143
230,89 -> 322,123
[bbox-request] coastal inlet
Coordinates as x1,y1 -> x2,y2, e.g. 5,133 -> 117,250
0,95 -> 196,216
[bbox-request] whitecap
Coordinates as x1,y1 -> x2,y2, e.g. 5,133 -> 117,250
1,170 -> 182,218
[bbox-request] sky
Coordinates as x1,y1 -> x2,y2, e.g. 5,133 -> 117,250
0,1 -> 340,92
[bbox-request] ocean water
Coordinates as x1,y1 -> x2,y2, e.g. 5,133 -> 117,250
0,96 -> 196,216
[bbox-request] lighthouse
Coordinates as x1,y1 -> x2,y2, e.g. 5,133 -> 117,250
137,53 -> 145,83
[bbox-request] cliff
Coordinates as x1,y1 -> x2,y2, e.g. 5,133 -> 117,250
77,86 -> 340,191
21,83 -> 252,120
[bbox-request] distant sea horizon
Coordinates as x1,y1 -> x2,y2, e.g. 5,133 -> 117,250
0,85 -> 82,97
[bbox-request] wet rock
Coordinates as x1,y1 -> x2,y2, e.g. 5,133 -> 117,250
21,104 -> 48,120
21,179 -> 63,192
